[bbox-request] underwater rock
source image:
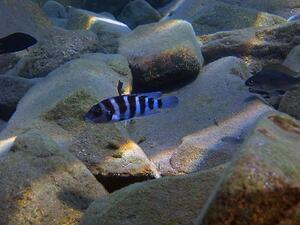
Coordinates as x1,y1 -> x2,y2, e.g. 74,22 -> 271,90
0,76 -> 35,121
0,54 -> 20,74
199,20 -> 300,67
0,0 -> 52,39
42,0 -> 67,19
14,27 -> 99,78
117,0 -> 161,29
0,54 -> 160,191
80,164 -> 226,225
0,129 -> 107,225
130,56 -> 271,175
94,140 -> 160,192
66,8 -> 131,53
119,20 -> 204,91
126,57 -> 269,173
279,86 -> 300,120
162,0 -> 286,35
49,18 -> 68,28
217,0 -> 300,17
197,112 -> 300,225
283,45 -> 300,73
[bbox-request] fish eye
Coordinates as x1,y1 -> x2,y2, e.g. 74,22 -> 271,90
247,79 -> 255,86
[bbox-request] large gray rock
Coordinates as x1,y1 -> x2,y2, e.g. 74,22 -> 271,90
0,53 -> 159,191
283,45 -> 300,73
13,27 -> 99,78
0,54 -> 20,74
66,8 -> 131,53
162,0 -> 286,35
197,112 -> 300,225
0,76 -> 35,121
117,0 -> 161,29
119,20 -> 204,91
199,20 -> 300,69
0,129 -> 107,225
42,0 -> 67,18
80,164 -> 226,225
127,57 -> 272,175
0,0 -> 52,39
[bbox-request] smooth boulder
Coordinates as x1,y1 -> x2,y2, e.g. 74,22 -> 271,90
42,0 -> 67,18
0,76 -> 35,121
283,45 -> 300,73
13,27 -> 99,78
117,0 -> 161,29
0,0 -> 51,38
162,0 -> 286,35
0,129 -> 107,225
80,164 -> 226,225
197,112 -> 300,225
119,20 -> 204,91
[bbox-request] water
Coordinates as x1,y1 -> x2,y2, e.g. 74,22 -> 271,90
0,0 -> 300,224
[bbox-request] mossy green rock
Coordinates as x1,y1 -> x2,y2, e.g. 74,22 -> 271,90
80,164 -> 227,225
0,0 -> 52,38
119,20 -> 204,91
163,0 -> 286,35
0,129 -> 107,225
197,112 -> 300,225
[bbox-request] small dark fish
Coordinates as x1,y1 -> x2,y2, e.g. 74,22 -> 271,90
0,32 -> 37,54
245,64 -> 300,92
84,92 -> 178,123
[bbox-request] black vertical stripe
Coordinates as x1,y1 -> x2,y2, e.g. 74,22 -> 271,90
114,96 -> 127,114
139,96 -> 146,115
102,99 -> 115,114
128,96 -> 136,118
148,98 -> 154,110
158,99 -> 162,108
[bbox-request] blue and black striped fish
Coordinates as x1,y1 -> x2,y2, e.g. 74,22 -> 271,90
84,92 -> 178,123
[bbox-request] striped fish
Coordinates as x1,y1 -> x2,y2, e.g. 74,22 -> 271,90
84,92 -> 178,123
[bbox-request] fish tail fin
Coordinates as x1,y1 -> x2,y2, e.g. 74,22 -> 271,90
160,96 -> 178,108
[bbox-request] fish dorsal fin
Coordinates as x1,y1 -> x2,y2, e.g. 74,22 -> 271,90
133,91 -> 163,99
263,64 -> 298,76
117,80 -> 124,96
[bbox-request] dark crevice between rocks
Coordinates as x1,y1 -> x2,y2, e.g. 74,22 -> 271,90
96,174 -> 156,193
0,104 -> 16,121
